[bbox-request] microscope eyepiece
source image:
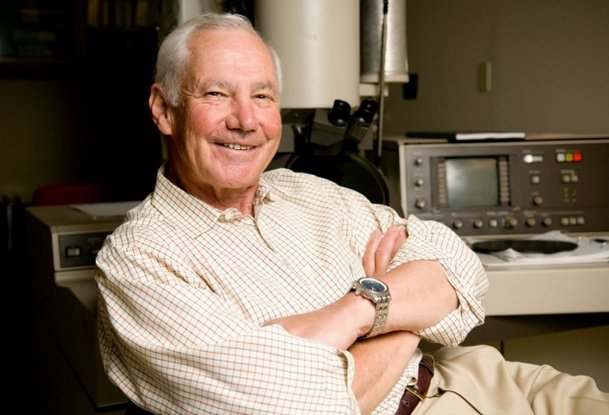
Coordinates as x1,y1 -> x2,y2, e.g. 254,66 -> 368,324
353,99 -> 378,124
328,99 -> 352,127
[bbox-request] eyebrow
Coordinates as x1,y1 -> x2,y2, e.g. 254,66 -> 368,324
193,79 -> 228,91
252,81 -> 275,91
195,79 -> 276,93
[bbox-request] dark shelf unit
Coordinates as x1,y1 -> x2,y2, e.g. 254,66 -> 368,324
0,0 -> 85,76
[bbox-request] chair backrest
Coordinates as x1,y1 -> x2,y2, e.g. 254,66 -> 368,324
31,183 -> 110,206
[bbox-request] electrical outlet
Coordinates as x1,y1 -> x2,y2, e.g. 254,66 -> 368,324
477,61 -> 492,92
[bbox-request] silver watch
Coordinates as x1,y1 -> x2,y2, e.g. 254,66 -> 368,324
351,277 -> 391,339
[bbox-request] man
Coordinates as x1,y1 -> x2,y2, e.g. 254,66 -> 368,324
96,12 -> 608,415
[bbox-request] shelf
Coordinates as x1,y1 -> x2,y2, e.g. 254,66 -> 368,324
0,1 -> 84,77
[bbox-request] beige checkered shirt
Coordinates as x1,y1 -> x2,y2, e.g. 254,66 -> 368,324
96,166 -> 488,414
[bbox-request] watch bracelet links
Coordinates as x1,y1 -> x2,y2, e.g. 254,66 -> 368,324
363,296 -> 390,339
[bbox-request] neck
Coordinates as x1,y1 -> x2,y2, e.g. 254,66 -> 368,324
165,163 -> 258,215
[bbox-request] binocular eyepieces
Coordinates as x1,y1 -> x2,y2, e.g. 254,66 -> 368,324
328,98 -> 378,128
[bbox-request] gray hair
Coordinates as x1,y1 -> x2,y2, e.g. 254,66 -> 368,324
154,12 -> 282,107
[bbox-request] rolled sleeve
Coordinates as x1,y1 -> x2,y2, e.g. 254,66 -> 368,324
389,215 -> 488,346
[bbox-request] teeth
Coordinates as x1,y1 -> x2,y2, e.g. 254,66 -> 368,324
224,143 -> 253,150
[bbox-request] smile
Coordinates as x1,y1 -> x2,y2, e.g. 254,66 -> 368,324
222,143 -> 254,150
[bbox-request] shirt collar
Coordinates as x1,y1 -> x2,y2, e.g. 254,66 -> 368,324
150,165 -> 278,232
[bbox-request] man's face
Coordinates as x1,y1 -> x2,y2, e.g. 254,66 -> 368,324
165,29 -> 282,200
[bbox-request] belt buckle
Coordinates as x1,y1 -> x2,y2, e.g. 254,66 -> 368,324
405,384 -> 426,402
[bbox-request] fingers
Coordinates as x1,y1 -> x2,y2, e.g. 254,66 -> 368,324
374,226 -> 402,274
362,229 -> 382,276
391,226 -> 407,253
363,226 -> 407,276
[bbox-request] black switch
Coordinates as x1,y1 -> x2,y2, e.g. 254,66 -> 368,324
402,73 -> 418,100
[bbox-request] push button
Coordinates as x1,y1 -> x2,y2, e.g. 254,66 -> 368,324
65,246 -> 81,258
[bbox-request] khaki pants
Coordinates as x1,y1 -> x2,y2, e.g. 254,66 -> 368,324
416,345 -> 609,415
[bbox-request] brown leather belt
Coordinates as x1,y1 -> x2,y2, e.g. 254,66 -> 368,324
395,355 -> 434,415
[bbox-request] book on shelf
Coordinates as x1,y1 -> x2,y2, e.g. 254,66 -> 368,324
406,131 -> 526,142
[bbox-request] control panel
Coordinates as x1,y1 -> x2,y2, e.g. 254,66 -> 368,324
381,137 -> 609,236
58,231 -> 112,269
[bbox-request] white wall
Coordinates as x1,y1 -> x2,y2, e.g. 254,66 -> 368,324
383,0 -> 609,136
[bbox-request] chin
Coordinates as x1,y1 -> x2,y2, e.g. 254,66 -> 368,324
218,174 -> 259,190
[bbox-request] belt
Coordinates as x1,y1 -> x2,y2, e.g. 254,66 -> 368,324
395,355 -> 434,415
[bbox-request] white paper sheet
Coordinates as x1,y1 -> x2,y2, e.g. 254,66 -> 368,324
71,201 -> 141,219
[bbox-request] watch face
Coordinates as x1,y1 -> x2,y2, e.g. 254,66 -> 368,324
360,277 -> 387,293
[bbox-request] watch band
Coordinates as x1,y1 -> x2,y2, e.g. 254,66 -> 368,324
363,295 -> 390,339
351,277 -> 391,339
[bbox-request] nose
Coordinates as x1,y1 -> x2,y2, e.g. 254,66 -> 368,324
226,97 -> 257,132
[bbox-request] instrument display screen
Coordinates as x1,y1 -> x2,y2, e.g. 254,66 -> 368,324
445,157 -> 499,208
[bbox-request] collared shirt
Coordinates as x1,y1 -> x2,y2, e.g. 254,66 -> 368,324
96,166 -> 488,415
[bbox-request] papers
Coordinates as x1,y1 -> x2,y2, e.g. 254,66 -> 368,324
71,201 -> 140,219
451,132 -> 526,141
405,131 -> 526,142
468,231 -> 609,269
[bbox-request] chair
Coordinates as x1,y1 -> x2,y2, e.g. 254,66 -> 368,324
31,182 -> 110,206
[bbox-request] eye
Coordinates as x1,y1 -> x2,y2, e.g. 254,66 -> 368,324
253,93 -> 276,107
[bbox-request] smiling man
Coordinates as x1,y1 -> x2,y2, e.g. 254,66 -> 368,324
148,22 -> 282,213
95,12 -> 609,415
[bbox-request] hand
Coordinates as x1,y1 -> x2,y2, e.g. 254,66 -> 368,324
362,225 -> 407,277
360,225 -> 456,334
264,225 -> 409,350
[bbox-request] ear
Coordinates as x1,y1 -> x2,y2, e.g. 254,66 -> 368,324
149,83 -> 173,135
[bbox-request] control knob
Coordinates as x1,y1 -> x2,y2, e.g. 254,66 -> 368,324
414,198 -> 426,209
504,217 -> 518,229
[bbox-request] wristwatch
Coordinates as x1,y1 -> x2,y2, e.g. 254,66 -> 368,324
351,277 -> 392,339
